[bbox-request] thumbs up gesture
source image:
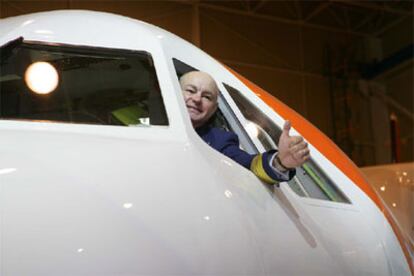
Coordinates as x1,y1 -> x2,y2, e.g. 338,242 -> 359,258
276,121 -> 310,170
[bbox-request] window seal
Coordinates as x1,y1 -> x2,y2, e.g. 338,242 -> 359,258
22,39 -> 153,58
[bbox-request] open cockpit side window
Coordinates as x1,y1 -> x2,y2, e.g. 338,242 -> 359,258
0,40 -> 168,126
223,83 -> 351,204
172,58 -> 258,154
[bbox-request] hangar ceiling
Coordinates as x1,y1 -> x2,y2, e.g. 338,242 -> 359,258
187,0 -> 413,37
1,0 -> 413,38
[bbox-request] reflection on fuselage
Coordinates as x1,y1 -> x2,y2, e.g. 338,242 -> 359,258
361,162 -> 414,243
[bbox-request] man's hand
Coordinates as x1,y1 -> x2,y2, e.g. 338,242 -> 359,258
276,121 -> 310,169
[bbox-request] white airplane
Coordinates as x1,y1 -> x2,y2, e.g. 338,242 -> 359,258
0,10 -> 412,275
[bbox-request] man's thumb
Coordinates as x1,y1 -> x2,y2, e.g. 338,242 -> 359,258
282,120 -> 291,137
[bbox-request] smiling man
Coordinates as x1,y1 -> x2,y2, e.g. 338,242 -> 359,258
180,71 -> 309,184
180,71 -> 219,128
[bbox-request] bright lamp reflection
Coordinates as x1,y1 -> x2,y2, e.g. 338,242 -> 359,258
224,190 -> 233,198
0,168 -> 17,175
24,61 -> 59,94
123,203 -> 133,209
245,122 -> 259,138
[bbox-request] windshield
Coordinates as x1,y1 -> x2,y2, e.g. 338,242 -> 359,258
0,40 -> 168,126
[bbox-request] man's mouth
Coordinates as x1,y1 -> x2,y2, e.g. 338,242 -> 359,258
187,106 -> 201,114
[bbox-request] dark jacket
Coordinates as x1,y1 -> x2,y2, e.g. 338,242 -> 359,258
196,125 -> 295,184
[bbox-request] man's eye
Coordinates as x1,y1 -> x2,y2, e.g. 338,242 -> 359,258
203,95 -> 212,100
186,89 -> 195,93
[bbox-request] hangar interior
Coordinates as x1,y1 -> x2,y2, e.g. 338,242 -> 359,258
0,0 -> 413,167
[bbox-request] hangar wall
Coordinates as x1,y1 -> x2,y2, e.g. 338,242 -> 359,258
0,0 -> 412,166
378,16 -> 413,164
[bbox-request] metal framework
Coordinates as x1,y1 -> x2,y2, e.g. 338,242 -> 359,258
2,0 -> 411,37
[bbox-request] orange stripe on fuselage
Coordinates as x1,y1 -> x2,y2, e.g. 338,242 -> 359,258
227,67 -> 413,275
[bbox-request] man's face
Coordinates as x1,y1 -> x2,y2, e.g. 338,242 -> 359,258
180,71 -> 219,128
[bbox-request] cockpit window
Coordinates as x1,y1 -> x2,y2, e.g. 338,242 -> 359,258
0,41 -> 168,126
224,83 -> 350,204
172,58 -> 258,154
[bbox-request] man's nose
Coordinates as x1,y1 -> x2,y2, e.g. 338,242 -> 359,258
192,93 -> 202,103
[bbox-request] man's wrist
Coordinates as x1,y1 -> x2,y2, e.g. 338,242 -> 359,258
274,154 -> 289,172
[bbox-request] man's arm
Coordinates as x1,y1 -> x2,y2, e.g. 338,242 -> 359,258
217,128 -> 296,184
